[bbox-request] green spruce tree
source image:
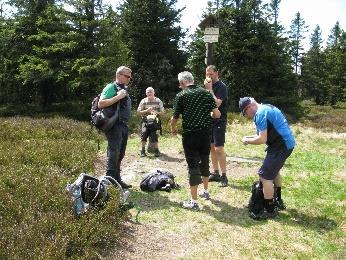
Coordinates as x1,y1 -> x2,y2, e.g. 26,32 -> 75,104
119,0 -> 187,105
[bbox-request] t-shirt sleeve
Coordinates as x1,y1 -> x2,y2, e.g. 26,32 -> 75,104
137,98 -> 145,111
100,83 -> 117,100
215,84 -> 227,101
255,111 -> 268,132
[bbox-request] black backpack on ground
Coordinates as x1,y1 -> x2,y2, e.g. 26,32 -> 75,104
248,181 -> 265,220
140,169 -> 179,192
90,84 -> 120,132
65,173 -> 130,216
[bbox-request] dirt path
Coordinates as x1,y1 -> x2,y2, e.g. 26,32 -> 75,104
95,150 -> 258,259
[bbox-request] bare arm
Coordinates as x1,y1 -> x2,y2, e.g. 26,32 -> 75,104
98,89 -> 127,108
137,106 -> 154,116
170,116 -> 179,135
242,130 -> 267,145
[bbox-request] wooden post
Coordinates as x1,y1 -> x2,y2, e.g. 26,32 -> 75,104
199,15 -> 219,66
205,43 -> 214,65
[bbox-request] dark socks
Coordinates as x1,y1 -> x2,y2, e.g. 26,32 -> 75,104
222,172 -> 226,177
264,198 -> 275,213
275,187 -> 282,201
214,170 -> 220,175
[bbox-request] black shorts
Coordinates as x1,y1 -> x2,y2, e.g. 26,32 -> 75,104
211,120 -> 227,147
182,129 -> 211,186
141,122 -> 158,142
258,148 -> 294,180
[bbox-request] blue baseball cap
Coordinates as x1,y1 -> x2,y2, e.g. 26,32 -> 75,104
239,97 -> 252,115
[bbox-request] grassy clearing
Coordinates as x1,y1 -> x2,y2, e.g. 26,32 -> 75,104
123,109 -> 345,259
1,103 -> 345,259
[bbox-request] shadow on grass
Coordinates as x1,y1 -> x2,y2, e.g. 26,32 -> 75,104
203,198 -> 266,227
127,189 -> 265,227
127,188 -> 181,213
125,187 -> 337,232
276,208 -> 338,232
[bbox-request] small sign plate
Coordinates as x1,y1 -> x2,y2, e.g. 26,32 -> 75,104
203,34 -> 219,43
204,27 -> 219,35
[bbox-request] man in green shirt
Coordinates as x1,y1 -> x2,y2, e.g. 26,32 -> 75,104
171,71 -> 221,210
98,66 -> 132,189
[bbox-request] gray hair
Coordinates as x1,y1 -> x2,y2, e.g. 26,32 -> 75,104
116,66 -> 132,76
178,71 -> 194,83
146,87 -> 154,92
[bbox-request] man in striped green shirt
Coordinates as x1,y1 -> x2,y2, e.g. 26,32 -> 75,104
171,71 -> 221,210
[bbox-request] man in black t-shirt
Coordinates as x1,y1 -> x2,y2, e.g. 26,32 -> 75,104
204,65 -> 229,187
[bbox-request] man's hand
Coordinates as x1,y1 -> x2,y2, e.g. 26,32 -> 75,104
242,136 -> 249,145
170,117 -> 178,135
204,77 -> 213,91
117,89 -> 128,100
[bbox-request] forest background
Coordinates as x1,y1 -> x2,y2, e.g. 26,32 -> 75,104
0,0 -> 345,118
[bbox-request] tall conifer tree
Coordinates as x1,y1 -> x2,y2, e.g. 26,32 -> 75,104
119,0 -> 187,105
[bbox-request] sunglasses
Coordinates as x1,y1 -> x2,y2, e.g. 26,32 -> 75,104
122,74 -> 132,79
242,104 -> 251,116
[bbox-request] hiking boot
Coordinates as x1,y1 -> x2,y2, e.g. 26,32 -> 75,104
198,190 -> 210,200
147,146 -> 155,153
209,172 -> 221,182
250,209 -> 278,220
181,200 -> 200,210
258,208 -> 278,220
154,148 -> 160,157
140,149 -> 147,157
219,175 -> 228,187
119,181 -> 132,189
275,199 -> 286,211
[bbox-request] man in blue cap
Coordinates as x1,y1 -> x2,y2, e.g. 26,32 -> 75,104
239,97 -> 295,218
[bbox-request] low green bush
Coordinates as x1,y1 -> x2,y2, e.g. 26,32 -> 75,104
0,117 -> 125,259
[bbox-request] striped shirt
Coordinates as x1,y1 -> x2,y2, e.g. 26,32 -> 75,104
137,97 -> 164,115
173,85 -> 217,133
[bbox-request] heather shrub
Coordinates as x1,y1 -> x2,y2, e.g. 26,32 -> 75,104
0,117 -> 125,259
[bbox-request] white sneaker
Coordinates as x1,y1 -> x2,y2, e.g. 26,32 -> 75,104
198,190 -> 210,200
181,200 -> 200,210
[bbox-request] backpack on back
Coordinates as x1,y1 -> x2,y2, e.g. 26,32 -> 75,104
90,84 -> 120,132
248,181 -> 265,219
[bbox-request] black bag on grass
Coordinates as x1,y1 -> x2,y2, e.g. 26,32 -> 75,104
248,181 -> 265,219
65,173 -> 130,216
140,169 -> 178,192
